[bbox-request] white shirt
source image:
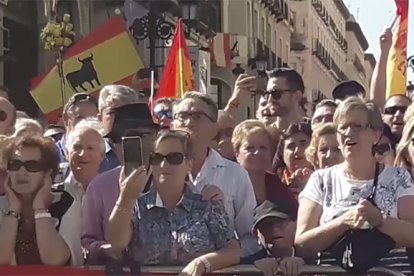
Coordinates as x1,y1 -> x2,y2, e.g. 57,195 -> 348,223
188,149 -> 259,257
300,165 -> 414,225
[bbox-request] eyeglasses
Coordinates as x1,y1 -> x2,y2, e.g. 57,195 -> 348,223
0,110 -> 8,122
174,111 -> 215,123
375,143 -> 393,155
336,123 -> 370,135
150,152 -> 185,166
384,106 -> 408,115
256,89 -> 292,101
7,159 -> 43,173
155,110 -> 173,120
65,93 -> 98,113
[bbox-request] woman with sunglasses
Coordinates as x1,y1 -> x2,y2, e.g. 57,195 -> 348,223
0,136 -> 81,265
375,124 -> 396,167
296,97 -> 414,271
107,131 -> 240,276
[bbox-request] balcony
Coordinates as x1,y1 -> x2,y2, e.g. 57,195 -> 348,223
179,0 -> 218,38
266,0 -> 289,23
291,32 -> 306,51
313,39 -> 347,81
353,55 -> 366,76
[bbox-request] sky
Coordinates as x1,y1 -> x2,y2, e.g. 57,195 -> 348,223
343,0 -> 414,81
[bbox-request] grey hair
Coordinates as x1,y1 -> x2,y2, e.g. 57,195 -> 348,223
98,85 -> 139,112
13,118 -> 44,137
173,91 -> 218,122
66,117 -> 106,154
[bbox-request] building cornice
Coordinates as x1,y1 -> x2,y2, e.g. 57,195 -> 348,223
333,0 -> 350,20
346,21 -> 369,51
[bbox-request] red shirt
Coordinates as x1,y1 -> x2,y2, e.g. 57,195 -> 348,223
265,172 -> 298,220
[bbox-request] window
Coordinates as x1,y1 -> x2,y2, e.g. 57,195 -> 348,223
267,22 -> 271,46
279,38 -> 283,59
261,16 -> 265,41
247,2 -> 251,38
253,9 -> 258,38
286,43 -> 289,64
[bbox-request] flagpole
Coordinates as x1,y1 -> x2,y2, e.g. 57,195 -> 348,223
150,70 -> 155,115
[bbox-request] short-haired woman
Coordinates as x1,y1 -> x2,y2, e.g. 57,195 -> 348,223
272,123 -> 313,198
305,123 -> 343,169
0,136 -> 81,265
232,120 -> 297,209
107,131 -> 240,275
296,97 -> 414,270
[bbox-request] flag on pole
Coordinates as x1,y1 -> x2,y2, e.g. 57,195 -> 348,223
30,17 -> 144,123
386,0 -> 409,99
149,19 -> 193,110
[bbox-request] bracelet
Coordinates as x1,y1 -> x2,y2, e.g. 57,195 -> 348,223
4,210 -> 20,220
198,256 -> 211,273
34,208 -> 49,214
228,102 -> 240,109
34,212 -> 52,220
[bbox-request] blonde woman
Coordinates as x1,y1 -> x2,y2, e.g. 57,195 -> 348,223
394,117 -> 414,178
232,120 -> 297,209
305,123 -> 343,170
296,97 -> 414,272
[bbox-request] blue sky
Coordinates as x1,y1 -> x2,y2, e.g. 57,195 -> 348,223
343,0 -> 414,81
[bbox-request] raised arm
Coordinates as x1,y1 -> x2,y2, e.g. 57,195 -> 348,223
224,74 -> 256,119
370,28 -> 392,108
106,167 -> 148,252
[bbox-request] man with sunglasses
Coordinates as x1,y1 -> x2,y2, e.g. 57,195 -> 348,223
225,69 -> 305,131
82,102 -> 158,265
382,95 -> 411,142
172,91 -> 259,257
153,97 -> 174,129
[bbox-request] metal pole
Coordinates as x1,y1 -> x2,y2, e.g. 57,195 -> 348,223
148,3 -> 157,72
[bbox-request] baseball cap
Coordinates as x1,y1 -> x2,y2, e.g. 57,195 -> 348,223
63,93 -> 98,114
253,200 -> 295,230
332,81 -> 365,101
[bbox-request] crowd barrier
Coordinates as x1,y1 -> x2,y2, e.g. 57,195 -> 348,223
0,265 -> 406,275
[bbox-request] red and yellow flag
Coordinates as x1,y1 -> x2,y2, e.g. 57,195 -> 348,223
151,19 -> 193,107
30,17 -> 144,122
386,0 -> 409,99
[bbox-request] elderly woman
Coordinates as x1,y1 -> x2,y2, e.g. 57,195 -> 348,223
107,130 -> 240,275
0,136 -> 81,265
272,123 -> 313,198
296,97 -> 414,271
232,120 -> 297,210
305,123 -> 343,170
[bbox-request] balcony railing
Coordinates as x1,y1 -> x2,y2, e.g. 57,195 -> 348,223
313,39 -> 347,81
291,32 -> 306,51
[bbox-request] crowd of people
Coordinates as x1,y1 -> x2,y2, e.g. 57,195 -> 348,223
0,29 -> 414,276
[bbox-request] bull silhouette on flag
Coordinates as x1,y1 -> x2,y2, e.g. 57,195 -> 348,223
66,54 -> 101,92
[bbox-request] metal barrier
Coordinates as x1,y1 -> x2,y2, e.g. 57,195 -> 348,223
0,265 -> 406,275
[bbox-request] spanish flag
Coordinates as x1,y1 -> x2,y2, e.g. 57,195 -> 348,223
386,0 -> 409,99
150,19 -> 193,108
30,17 -> 144,122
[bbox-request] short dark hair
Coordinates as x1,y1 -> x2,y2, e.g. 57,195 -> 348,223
332,81 -> 365,100
267,68 -> 305,93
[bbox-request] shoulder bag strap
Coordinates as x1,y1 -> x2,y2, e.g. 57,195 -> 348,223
367,163 -> 380,204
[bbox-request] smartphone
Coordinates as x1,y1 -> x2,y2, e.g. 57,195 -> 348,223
122,136 -> 144,177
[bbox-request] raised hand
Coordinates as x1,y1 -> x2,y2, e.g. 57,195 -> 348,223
4,176 -> 22,213
380,28 -> 393,53
118,166 -> 150,203
33,175 -> 53,210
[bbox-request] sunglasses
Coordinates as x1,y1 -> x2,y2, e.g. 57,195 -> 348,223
150,152 -> 185,166
0,110 -> 8,122
174,111 -> 215,122
256,89 -> 291,100
375,143 -> 393,155
155,110 -> 173,120
384,106 -> 407,115
7,159 -> 43,173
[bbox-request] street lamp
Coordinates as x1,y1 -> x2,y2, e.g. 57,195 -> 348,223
129,1 -> 178,72
181,1 -> 198,37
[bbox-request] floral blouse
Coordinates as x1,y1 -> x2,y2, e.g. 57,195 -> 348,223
128,185 -> 235,265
